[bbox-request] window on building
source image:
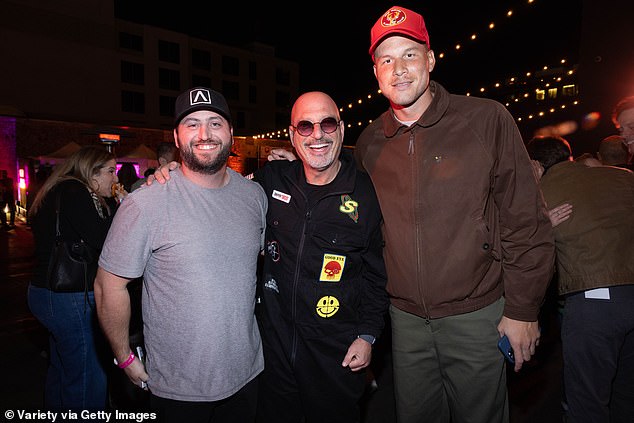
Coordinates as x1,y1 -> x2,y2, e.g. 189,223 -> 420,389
249,61 -> 257,81
276,68 -> 290,86
536,89 -> 545,101
548,88 -> 558,99
222,80 -> 240,101
192,49 -> 211,70
121,61 -> 144,85
222,56 -> 239,76
562,84 -> 578,97
192,75 -> 211,87
159,68 -> 180,91
119,32 -> 143,52
158,40 -> 180,64
249,86 -> 257,104
159,95 -> 176,117
122,91 -> 145,114
236,111 -> 245,129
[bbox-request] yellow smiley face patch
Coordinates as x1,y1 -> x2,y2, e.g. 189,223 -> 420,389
316,295 -> 340,318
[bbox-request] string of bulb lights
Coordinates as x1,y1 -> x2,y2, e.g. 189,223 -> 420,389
252,0 -> 578,139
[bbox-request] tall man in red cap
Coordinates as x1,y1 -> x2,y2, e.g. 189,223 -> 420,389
354,6 -> 556,423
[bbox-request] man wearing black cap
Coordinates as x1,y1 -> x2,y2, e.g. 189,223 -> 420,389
353,5 -> 556,423
95,87 -> 267,422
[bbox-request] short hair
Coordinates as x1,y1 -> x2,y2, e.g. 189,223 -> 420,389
156,142 -> 177,161
525,135 -> 572,172
612,96 -> 634,128
598,135 -> 628,165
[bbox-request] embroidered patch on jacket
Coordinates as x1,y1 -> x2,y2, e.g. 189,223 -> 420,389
339,195 -> 359,223
264,278 -> 279,294
316,295 -> 339,318
272,190 -> 291,203
319,254 -> 346,282
267,240 -> 280,262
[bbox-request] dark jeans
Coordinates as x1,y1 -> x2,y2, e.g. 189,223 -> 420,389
562,285 -> 634,423
27,284 -> 108,411
150,378 -> 258,423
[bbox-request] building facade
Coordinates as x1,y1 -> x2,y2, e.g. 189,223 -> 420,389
0,0 -> 298,213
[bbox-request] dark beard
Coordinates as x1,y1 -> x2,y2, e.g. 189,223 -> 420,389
180,142 -> 231,175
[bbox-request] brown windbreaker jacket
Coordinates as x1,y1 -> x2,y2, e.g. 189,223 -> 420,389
354,81 -> 555,321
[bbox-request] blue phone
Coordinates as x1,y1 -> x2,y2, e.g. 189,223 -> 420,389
498,335 -> 515,364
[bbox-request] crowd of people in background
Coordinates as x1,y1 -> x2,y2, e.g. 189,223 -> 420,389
8,4 -> 633,423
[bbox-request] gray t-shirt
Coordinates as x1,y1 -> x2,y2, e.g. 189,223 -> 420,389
99,168 -> 267,401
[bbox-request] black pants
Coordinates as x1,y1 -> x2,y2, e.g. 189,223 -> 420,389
256,315 -> 366,423
151,378 -> 258,423
562,285 -> 634,423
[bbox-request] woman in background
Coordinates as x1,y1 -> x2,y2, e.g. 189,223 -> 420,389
27,145 -> 119,411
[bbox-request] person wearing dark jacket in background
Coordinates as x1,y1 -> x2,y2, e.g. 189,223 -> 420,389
527,135 -> 634,423
597,135 -> 631,169
27,145 -> 119,411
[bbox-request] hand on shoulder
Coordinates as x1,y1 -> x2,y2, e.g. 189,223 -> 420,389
268,149 -> 296,162
146,161 -> 180,185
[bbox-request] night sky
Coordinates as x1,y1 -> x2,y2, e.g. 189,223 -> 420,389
114,1 -> 583,107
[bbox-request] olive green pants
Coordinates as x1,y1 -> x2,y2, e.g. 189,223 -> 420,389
390,298 -> 509,423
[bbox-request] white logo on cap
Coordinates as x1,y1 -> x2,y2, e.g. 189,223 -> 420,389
189,88 -> 212,106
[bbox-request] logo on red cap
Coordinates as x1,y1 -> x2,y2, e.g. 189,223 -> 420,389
381,8 -> 407,27
369,5 -> 430,56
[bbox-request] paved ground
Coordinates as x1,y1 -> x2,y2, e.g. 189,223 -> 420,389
0,219 -> 565,422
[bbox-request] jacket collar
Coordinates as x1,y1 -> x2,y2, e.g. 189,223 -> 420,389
382,80 -> 450,137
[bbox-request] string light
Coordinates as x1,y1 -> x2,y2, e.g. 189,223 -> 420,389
250,1 -> 583,139
252,59 -> 578,138
513,100 -> 580,122
435,0 -> 536,62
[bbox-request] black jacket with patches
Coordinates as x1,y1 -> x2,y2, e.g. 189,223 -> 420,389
252,149 -> 388,363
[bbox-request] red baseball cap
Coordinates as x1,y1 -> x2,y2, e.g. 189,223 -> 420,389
369,6 -> 430,56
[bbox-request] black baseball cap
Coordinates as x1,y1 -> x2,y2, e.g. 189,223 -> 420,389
174,87 -> 232,126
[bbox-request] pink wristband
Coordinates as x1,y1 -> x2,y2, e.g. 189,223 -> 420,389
114,352 -> 135,369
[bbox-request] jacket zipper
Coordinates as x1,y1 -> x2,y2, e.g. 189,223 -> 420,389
290,208 -> 310,366
409,128 -> 430,322
288,184 -> 350,366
